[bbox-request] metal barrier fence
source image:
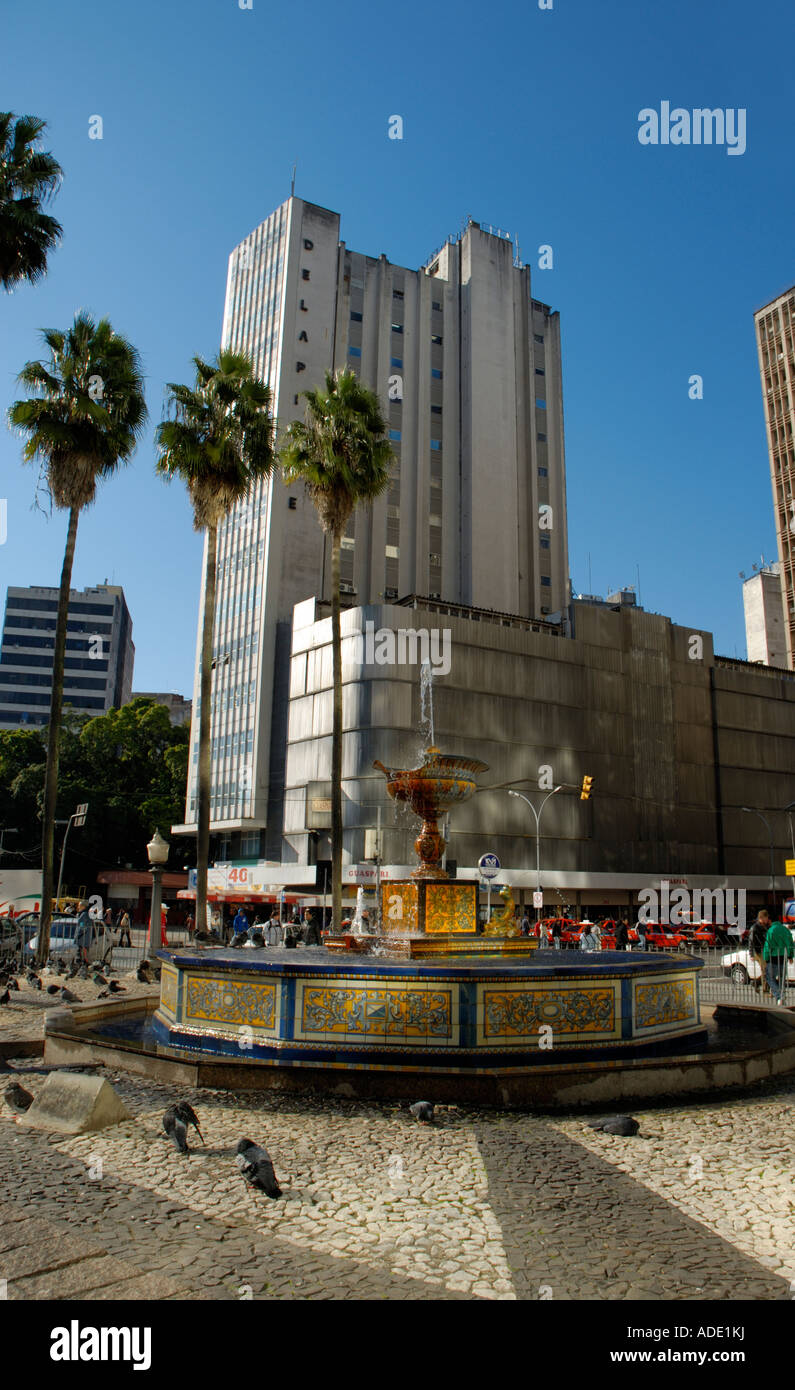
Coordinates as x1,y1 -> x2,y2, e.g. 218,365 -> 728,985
644,941 -> 794,1008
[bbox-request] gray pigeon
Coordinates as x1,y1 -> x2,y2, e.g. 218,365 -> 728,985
165,1101 -> 204,1145
409,1101 -> 435,1124
59,986 -> 79,1003
586,1115 -> 640,1137
163,1109 -> 190,1154
92,972 -> 107,988
0,989 -> 10,1006
5,975 -> 19,991
4,1081 -> 34,1112
235,1138 -> 282,1198
107,980 -> 125,994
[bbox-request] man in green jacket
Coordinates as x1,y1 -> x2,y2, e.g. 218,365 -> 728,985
762,919 -> 794,1005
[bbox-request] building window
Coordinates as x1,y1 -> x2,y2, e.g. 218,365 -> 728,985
391,323 -> 404,334
536,398 -> 546,409
431,335 -> 443,345
385,545 -> 399,559
535,368 -> 545,376
350,311 -> 363,322
537,432 -> 547,442
431,405 -> 442,415
541,576 -> 551,586
432,300 -> 442,311
393,289 -> 404,300
385,587 -> 398,599
534,333 -> 544,344
349,346 -> 361,357
538,467 -> 548,477
391,356 -> 403,368
429,553 -> 442,567
341,536 -> 355,550
430,439 -> 442,451
540,537 -> 550,549
302,269 -> 310,281
389,429 -> 401,441
431,369 -> 443,380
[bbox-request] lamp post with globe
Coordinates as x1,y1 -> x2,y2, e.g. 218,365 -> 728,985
146,829 -> 169,958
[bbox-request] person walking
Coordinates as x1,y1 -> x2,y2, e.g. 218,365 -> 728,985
551,918 -> 562,950
579,924 -> 598,952
232,906 -> 249,944
615,919 -> 629,951
160,903 -> 170,948
762,917 -> 794,1005
520,911 -> 532,938
636,918 -> 648,951
748,909 -> 771,993
118,908 -> 132,949
267,911 -> 282,947
303,909 -> 321,946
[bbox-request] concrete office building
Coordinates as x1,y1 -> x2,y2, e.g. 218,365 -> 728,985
0,584 -> 134,729
178,197 -> 570,858
131,692 -> 192,726
743,563 -> 788,668
279,594 -> 795,911
754,285 -> 795,667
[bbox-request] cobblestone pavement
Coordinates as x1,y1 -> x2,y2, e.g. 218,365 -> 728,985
0,975 -> 793,1301
0,1055 -> 793,1300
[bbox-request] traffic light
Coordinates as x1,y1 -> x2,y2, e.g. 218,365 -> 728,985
580,775 -> 594,801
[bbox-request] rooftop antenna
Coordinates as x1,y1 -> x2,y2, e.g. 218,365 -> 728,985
635,562 -> 641,607
291,162 -> 296,197
588,552 -> 592,594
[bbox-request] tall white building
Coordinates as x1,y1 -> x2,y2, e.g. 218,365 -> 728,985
754,285 -> 795,667
177,197 -> 570,860
742,563 -> 787,667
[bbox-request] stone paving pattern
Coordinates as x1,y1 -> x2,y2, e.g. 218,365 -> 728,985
0,974 -> 793,1301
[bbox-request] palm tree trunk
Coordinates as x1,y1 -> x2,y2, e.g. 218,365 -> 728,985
331,531 -> 343,935
196,524 -> 217,937
38,506 -> 79,966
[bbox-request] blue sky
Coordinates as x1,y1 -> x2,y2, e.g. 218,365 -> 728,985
1,0 -> 793,690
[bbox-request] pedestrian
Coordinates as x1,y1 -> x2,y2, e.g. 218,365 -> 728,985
579,924 -> 598,952
74,901 -> 93,965
160,903 -> 170,948
748,909 -> 771,993
551,918 -> 562,950
636,918 -> 648,951
186,912 -> 195,938
303,910 -> 321,946
232,906 -> 249,943
267,911 -> 282,947
118,908 -> 132,949
591,920 -> 603,949
103,906 -> 113,932
614,919 -> 629,951
762,916 -> 794,1005
520,911 -> 532,937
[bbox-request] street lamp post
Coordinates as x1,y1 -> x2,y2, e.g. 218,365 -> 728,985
146,829 -> 169,959
509,788 -> 563,925
740,806 -> 776,903
784,801 -> 795,900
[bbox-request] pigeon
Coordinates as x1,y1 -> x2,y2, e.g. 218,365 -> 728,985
135,964 -> 151,984
165,1101 -> 204,1146
409,1100 -> 435,1124
92,972 -> 107,988
235,1138 -> 282,1198
77,963 -> 89,980
97,990 -> 110,999
5,975 -> 19,991
59,986 -> 79,1004
163,1109 -> 190,1154
26,971 -> 42,991
586,1115 -> 640,1137
67,958 -> 80,979
4,1081 -> 34,1112
0,988 -> 10,1005
46,983 -> 60,995
55,958 -> 67,975
107,980 -> 125,994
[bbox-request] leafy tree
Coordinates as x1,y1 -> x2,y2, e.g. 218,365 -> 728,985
0,113 -> 63,292
156,352 -> 274,933
281,368 -> 392,933
8,313 -> 147,960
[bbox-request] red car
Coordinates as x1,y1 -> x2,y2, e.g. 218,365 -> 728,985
641,922 -> 690,951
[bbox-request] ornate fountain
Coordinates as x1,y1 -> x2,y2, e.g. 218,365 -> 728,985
373,746 -> 488,880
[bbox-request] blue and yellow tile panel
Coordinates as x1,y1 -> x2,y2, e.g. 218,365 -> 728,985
632,973 -> 697,1035
476,980 -> 621,1046
293,978 -> 457,1046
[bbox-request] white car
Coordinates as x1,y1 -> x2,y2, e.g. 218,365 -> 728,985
28,918 -> 112,964
721,948 -> 795,986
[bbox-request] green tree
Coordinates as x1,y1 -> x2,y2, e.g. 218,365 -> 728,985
8,313 -> 147,961
156,353 -> 274,935
0,113 -> 63,292
281,368 -> 392,934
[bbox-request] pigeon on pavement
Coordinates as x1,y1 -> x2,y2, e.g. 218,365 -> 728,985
235,1138 -> 282,1198
163,1108 -> 190,1154
46,984 -> 60,995
107,980 -> 125,994
0,988 -> 10,1006
586,1115 -> 640,1137
409,1101 -> 435,1124
59,986 -> 79,1003
4,1081 -> 34,1112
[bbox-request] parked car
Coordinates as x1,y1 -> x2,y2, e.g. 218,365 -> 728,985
594,918 -> 639,949
722,946 -> 795,986
640,922 -> 691,951
27,917 -> 112,963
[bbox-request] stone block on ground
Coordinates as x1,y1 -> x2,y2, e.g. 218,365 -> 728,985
20,1071 -> 132,1134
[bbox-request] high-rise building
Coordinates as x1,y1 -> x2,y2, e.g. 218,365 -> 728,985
754,285 -> 795,667
0,584 -> 134,729
178,197 -> 570,858
131,692 -> 192,726
742,563 -> 787,667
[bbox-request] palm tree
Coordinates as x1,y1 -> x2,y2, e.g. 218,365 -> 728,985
156,353 -> 275,938
8,312 -> 147,963
281,368 -> 392,936
0,113 -> 63,292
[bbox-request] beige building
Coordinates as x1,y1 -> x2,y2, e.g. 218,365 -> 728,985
177,198 -> 570,858
754,286 -> 795,667
742,564 -> 787,668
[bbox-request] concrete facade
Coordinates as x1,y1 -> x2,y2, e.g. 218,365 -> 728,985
754,286 -> 795,668
179,198 -> 570,855
282,595 -> 795,894
743,564 -> 787,668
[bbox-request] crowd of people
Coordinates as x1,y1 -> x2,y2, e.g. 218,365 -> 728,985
201,905 -> 326,950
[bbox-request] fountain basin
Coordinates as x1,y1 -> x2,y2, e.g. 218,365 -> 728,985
148,946 -> 707,1071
